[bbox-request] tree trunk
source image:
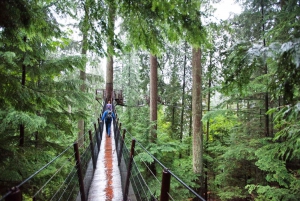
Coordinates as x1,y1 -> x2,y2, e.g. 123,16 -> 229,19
20,42 -> 26,146
204,51 -> 213,200
149,54 -> 158,177
106,56 -> 114,101
78,0 -> 89,145
192,47 -> 203,173
150,54 -> 158,142
180,42 -> 187,143
19,62 -> 26,146
106,2 -> 116,101
172,104 -> 175,138
192,47 -> 204,198
261,0 -> 270,137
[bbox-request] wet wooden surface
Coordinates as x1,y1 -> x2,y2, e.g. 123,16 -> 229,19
88,123 -> 123,201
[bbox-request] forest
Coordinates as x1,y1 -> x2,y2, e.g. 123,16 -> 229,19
0,0 -> 300,200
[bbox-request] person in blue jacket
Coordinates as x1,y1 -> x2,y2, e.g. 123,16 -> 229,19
101,107 -> 115,137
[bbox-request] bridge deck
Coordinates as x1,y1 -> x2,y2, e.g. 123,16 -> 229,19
88,122 -> 123,200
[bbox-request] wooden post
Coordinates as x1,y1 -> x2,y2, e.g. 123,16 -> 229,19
93,122 -> 97,133
89,130 -> 96,170
94,123 -> 100,152
160,169 -> 171,201
73,142 -> 86,201
98,118 -> 101,129
115,123 -> 122,150
123,139 -> 135,201
99,118 -> 103,140
118,129 -> 126,166
5,187 -> 22,201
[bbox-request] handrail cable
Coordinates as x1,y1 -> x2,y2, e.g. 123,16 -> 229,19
77,130 -> 90,149
125,129 -> 206,201
133,159 -> 156,197
1,144 -> 74,200
33,154 -> 74,197
2,104 -> 205,201
65,184 -> 77,201
132,143 -> 161,185
50,166 -> 77,201
167,192 -> 175,201
128,138 -> 161,187
127,148 -> 155,199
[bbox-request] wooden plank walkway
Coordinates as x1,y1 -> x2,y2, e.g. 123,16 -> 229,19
88,122 -> 123,200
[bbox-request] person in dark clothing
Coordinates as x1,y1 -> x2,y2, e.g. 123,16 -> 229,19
101,107 -> 115,137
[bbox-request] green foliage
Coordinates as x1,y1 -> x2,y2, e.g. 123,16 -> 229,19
221,41 -> 265,96
211,0 -> 300,199
244,103 -> 300,200
118,0 -> 206,54
0,110 -> 46,132
203,109 -> 238,141
247,184 -> 300,201
0,0 -> 104,198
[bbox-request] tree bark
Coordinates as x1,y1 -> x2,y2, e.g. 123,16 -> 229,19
149,54 -> 158,177
106,2 -> 115,101
180,42 -> 187,143
78,0 -> 89,145
261,0 -> 270,137
106,56 -> 114,101
204,50 -> 213,200
192,47 -> 203,174
150,54 -> 158,142
192,47 -> 204,198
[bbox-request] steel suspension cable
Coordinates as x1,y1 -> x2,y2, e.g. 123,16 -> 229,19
1,144 -> 74,200
33,155 -> 74,198
124,130 -> 206,201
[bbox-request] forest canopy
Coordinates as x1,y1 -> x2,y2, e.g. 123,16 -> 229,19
1,0 -> 300,200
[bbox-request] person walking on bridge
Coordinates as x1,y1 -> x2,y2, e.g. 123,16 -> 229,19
101,106 -> 115,137
106,100 -> 112,111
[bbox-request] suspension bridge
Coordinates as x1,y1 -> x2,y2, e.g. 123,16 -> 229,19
0,94 -> 206,201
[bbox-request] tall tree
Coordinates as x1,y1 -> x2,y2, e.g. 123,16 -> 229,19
78,0 -> 90,144
150,54 -> 158,142
149,54 -> 158,176
105,0 -> 116,101
180,42 -> 188,143
192,47 -> 204,197
0,0 -> 95,196
207,0 -> 300,199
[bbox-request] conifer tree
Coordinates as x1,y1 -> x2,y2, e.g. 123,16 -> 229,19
105,0 -> 116,101
0,0 -> 99,195
207,0 -> 300,199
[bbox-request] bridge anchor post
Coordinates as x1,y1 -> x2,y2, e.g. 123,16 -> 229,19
5,187 -> 22,201
123,139 -> 135,201
74,142 -> 86,201
160,169 -> 171,201
118,129 -> 126,166
89,130 -> 97,170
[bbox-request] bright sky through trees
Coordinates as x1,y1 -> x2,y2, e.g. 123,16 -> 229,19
214,0 -> 241,20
